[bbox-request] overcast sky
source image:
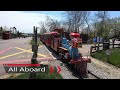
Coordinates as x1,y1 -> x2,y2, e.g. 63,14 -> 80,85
0,11 -> 120,33
0,11 -> 63,33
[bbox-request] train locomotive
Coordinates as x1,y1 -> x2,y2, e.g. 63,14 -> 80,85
40,29 -> 91,77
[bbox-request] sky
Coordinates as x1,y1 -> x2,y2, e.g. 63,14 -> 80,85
0,11 -> 120,33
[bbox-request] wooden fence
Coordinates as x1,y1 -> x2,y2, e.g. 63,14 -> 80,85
90,43 -> 120,56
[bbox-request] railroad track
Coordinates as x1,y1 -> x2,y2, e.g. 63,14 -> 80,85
87,70 -> 100,79
62,64 -> 100,79
44,44 -> 101,79
79,70 -> 100,79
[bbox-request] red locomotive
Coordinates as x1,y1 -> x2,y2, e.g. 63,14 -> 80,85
40,28 -> 91,77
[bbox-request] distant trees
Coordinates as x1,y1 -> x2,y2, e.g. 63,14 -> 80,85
39,16 -> 62,34
93,11 -> 120,40
108,17 -> 120,39
39,22 -> 47,34
38,11 -> 120,41
45,16 -> 61,31
93,11 -> 109,39
63,11 -> 91,33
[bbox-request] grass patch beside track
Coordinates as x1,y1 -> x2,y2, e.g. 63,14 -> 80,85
7,65 -> 63,79
8,72 -> 63,79
92,48 -> 120,67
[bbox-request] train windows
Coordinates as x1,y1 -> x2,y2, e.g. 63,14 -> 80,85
54,34 -> 60,38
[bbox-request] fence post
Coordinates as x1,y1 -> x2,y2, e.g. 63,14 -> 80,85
29,58 -> 37,79
97,46 -> 99,52
90,46 -> 93,56
112,38 -> 115,49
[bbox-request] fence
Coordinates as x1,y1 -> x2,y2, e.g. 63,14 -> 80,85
90,42 -> 120,56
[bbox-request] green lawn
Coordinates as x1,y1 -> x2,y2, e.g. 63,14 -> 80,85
7,71 -> 63,79
92,48 -> 120,67
7,65 -> 63,79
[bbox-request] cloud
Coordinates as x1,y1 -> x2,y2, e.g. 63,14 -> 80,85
0,11 -> 61,33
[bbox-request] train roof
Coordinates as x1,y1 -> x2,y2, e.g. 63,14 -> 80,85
44,32 -> 51,34
44,32 -> 59,35
70,32 -> 80,38
52,28 -> 64,33
51,31 -> 59,34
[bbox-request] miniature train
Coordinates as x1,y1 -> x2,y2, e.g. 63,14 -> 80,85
40,29 -> 91,77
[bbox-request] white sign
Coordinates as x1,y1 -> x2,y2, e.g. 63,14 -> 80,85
106,49 -> 111,55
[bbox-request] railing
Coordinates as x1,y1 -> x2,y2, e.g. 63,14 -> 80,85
90,43 -> 120,56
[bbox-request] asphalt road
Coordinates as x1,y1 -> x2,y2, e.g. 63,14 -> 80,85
0,37 -> 52,76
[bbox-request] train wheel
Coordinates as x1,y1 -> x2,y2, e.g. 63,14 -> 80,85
66,61 -> 70,66
77,62 -> 88,78
59,50 -> 62,60
70,63 -> 75,70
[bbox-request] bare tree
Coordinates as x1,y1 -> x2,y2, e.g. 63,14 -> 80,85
39,22 -> 47,34
64,11 -> 90,32
82,11 -> 92,39
108,17 -> 120,39
93,11 -> 110,51
45,16 -> 61,31
95,11 -> 109,38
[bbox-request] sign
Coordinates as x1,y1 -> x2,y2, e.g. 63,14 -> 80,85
106,49 -> 111,56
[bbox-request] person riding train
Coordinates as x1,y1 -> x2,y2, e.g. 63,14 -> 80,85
61,32 -> 82,60
69,38 -> 80,60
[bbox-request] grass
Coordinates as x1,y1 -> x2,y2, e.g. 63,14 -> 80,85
8,73 -> 29,79
92,48 -> 120,67
7,65 -> 63,79
8,72 -> 63,79
7,66 -> 63,79
29,38 -> 42,45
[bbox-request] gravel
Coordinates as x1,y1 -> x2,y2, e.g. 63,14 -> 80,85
87,56 -> 120,79
48,59 -> 79,79
46,43 -> 120,79
79,44 -> 120,79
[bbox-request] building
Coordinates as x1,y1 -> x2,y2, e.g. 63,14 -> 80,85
2,31 -> 12,40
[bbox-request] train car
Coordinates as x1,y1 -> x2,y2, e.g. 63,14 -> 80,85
44,32 -> 51,46
40,31 -> 91,77
40,31 -> 61,52
40,34 -> 45,43
50,31 -> 61,52
59,32 -> 91,77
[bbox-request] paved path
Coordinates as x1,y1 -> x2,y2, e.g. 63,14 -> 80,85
0,38 -> 53,76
